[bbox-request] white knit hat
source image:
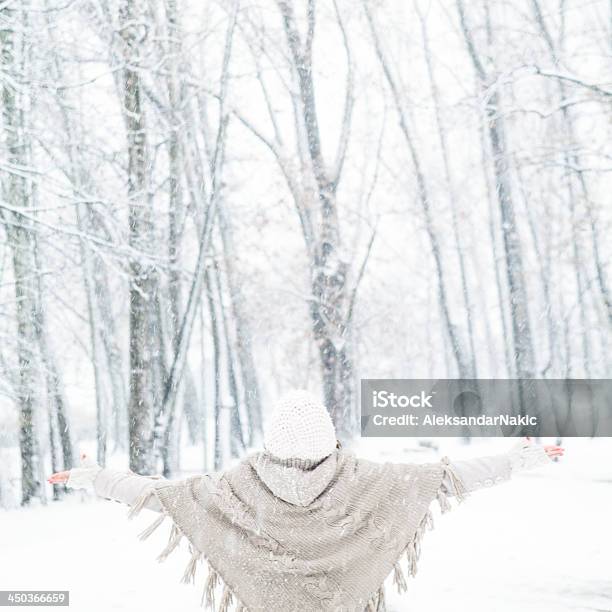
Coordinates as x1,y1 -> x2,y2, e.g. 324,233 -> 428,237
263,390 -> 337,461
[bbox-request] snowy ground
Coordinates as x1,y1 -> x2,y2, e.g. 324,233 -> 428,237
1,438 -> 611,611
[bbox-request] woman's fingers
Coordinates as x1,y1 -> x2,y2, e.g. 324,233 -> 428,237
47,470 -> 71,484
544,445 -> 565,458
47,452 -> 89,483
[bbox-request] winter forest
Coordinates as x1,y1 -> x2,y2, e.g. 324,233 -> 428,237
1,0 -> 611,513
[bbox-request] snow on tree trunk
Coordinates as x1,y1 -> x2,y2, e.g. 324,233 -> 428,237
1,4 -> 42,505
119,0 -> 156,474
456,0 -> 536,383
365,2 -> 475,380
277,0 -> 357,439
217,201 -> 263,446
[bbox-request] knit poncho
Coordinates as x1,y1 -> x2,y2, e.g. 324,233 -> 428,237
127,450 -> 467,612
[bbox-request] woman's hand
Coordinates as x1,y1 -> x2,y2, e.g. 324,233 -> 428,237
47,452 -> 90,484
543,444 -> 564,459
508,437 -> 565,473
47,470 -> 70,485
525,437 -> 565,460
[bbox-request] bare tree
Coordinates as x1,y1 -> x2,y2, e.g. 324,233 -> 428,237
2,0 -> 611,505
364,2 -> 475,380
531,0 -> 609,352
415,0 -> 478,378
156,0 -> 238,475
118,0 -> 158,473
231,0 -> 361,438
217,198 -> 263,445
456,0 -> 536,382
162,0 -> 201,464
1,3 -> 42,505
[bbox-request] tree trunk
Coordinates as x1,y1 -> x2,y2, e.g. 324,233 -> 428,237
205,266 -> 223,470
217,201 -> 262,445
158,0 -> 201,474
155,1 -> 236,458
365,2 -> 474,380
478,118 -> 513,376
1,3 -> 42,505
457,0 -> 536,384
32,265 -> 74,473
214,257 -> 245,457
119,0 -> 156,474
416,1 -> 478,378
531,0 -> 604,370
87,214 -> 127,452
277,0 -> 355,438
533,1 -> 612,328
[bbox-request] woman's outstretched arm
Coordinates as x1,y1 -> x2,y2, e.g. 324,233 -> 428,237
48,453 -> 163,513
442,438 -> 564,496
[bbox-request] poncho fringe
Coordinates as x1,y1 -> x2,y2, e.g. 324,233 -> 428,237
125,456 -> 467,612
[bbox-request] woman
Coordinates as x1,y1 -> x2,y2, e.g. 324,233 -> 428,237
48,390 -> 564,612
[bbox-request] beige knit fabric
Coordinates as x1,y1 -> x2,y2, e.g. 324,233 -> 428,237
127,450 -> 467,612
